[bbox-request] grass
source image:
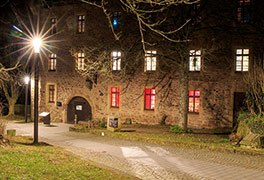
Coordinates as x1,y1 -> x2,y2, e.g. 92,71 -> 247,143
89,125 -> 264,155
0,136 -> 134,180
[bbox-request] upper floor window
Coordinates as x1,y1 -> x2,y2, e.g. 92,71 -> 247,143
237,0 -> 252,23
50,18 -> 57,35
110,87 -> 120,108
144,50 -> 157,72
144,88 -> 155,110
77,52 -> 85,70
192,3 -> 202,24
112,12 -> 121,30
111,51 -> 121,71
77,15 -> 85,33
48,84 -> 55,103
188,90 -> 200,113
236,48 -> 249,72
48,53 -> 56,71
189,50 -> 201,71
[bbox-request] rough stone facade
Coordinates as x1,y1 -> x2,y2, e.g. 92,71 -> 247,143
34,0 -> 264,130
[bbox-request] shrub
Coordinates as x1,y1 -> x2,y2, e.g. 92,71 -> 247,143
237,112 -> 264,135
99,118 -> 106,128
170,125 -> 192,134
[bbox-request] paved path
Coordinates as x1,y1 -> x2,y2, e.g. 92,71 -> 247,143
7,122 -> 264,180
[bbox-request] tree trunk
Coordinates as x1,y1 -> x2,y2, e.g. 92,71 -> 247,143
178,59 -> 189,130
7,98 -> 16,116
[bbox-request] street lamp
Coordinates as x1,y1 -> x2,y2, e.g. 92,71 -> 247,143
32,36 -> 42,144
24,76 -> 30,123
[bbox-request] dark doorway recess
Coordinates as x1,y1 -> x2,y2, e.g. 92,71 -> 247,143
67,96 -> 92,124
233,92 -> 246,129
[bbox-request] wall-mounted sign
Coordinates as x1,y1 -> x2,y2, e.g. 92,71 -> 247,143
76,105 -> 82,110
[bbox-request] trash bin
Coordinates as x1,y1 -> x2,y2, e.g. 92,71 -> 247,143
39,112 -> 50,125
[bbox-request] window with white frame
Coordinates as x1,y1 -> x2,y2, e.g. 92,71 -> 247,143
77,15 -> 85,33
111,51 -> 121,71
236,48 -> 249,72
48,53 -> 56,71
77,52 -> 85,70
189,50 -> 201,71
144,50 -> 157,71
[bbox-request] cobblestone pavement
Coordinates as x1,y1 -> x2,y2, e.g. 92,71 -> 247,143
7,122 -> 264,180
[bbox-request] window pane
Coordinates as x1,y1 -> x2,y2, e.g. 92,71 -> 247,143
236,49 -> 242,54
189,90 -> 194,96
243,49 -> 249,54
188,97 -> 194,112
151,96 -> 155,109
145,95 -> 150,109
195,90 -> 200,97
194,98 -> 200,112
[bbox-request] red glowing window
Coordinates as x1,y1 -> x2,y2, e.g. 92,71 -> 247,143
110,87 -> 120,108
144,88 -> 155,110
188,90 -> 200,113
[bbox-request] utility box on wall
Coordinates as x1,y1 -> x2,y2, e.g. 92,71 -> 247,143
107,116 -> 121,132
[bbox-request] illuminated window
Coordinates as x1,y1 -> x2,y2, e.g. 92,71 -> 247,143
189,50 -> 201,71
188,90 -> 200,113
50,18 -> 57,35
237,0 -> 252,23
111,51 -> 121,71
144,50 -> 157,71
110,87 -> 120,108
112,12 -> 121,29
48,53 -> 56,71
236,48 -> 249,72
77,52 -> 85,70
77,15 -> 85,33
144,88 -> 155,110
48,85 -> 55,103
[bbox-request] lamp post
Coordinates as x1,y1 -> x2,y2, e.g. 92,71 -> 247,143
24,76 -> 30,123
32,37 -> 42,144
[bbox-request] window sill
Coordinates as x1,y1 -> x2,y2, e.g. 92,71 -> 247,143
110,106 -> 119,109
144,109 -> 154,111
188,112 -> 199,114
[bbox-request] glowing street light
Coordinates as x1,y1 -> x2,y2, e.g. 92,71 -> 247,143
32,36 -> 42,144
24,75 -> 30,123
32,37 -> 42,53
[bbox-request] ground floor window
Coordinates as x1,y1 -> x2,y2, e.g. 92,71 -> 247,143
144,88 -> 155,110
110,87 -> 120,108
48,84 -> 55,103
188,90 -> 200,113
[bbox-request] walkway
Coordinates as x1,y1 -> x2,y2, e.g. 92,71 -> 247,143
7,122 -> 264,180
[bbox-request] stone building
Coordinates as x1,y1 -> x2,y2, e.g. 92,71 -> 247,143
34,0 -> 264,130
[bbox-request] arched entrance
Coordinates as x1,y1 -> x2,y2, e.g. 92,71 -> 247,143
67,96 -> 92,123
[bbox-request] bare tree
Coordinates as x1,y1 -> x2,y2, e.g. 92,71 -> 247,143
244,62 -> 264,116
0,70 -> 23,117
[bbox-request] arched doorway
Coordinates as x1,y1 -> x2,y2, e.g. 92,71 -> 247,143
67,96 -> 92,123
